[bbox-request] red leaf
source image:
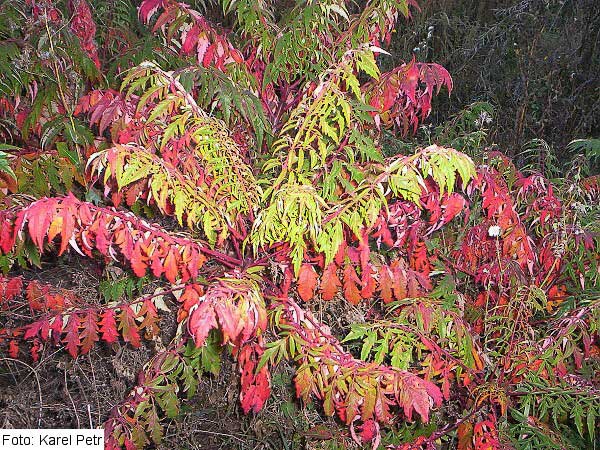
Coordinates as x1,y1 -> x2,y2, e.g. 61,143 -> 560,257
215,298 -> 243,345
238,344 -> 271,413
358,419 -> 379,444
49,315 -> 63,345
188,300 -> 217,347
203,44 -> 216,67
151,249 -> 165,278
320,263 -> 341,301
139,0 -> 162,23
239,373 -> 270,414
30,339 -> 42,362
364,60 -> 452,135
298,264 -> 318,301
94,216 -> 111,255
181,25 -> 200,55
442,193 -> 467,225
5,277 -> 23,300
63,314 -> 81,358
24,320 -> 44,340
358,230 -> 370,269
25,203 -> 53,250
40,318 -> 51,341
334,241 -> 347,266
0,219 -> 15,253
99,309 -> 119,344
80,310 -> 99,354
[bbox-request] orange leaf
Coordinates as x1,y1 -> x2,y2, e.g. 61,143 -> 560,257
130,241 -> 148,277
163,248 -> 179,283
26,281 -> 47,311
378,265 -> 394,304
410,240 -> 430,276
457,421 -> 474,450
343,264 -> 361,305
118,306 -> 140,347
0,172 -> 17,193
47,216 -> 63,244
8,340 -> 19,358
390,260 -> 408,300
125,179 -> 147,206
297,264 -> 318,302
360,263 -> 376,299
320,263 -> 341,301
138,298 -> 160,336
80,310 -> 99,354
407,272 -> 420,298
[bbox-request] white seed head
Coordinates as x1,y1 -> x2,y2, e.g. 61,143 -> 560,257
488,225 -> 501,237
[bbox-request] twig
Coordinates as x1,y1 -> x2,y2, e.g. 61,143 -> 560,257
187,429 -> 246,443
87,353 -> 102,427
64,369 -> 81,428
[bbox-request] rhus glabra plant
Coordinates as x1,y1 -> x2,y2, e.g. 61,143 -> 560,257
0,1 -> 598,449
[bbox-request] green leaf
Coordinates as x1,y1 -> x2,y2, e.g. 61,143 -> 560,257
56,142 -> 80,165
360,331 -> 376,360
0,151 -> 16,180
587,407 -> 596,443
65,121 -> 93,146
200,339 -> 222,376
156,390 -> 180,418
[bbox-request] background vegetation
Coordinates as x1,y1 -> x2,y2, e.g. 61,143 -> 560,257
390,0 -> 599,156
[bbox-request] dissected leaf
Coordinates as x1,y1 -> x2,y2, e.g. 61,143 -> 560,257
298,263 -> 318,301
320,263 -> 341,301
